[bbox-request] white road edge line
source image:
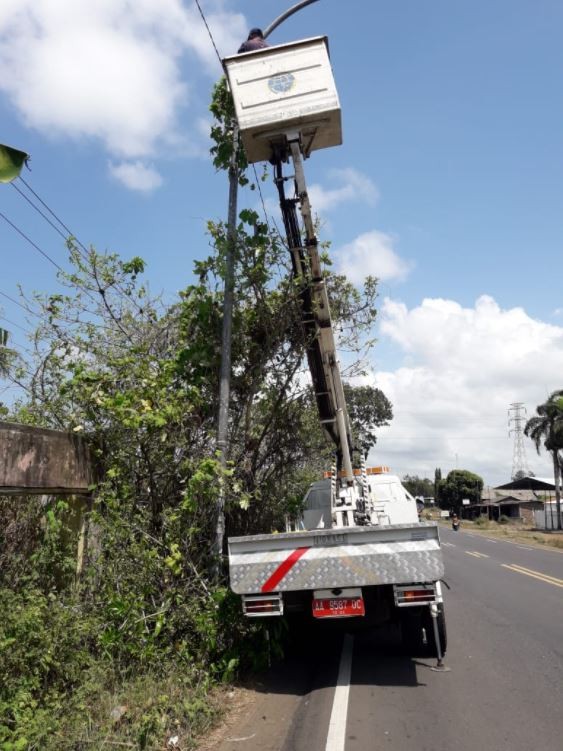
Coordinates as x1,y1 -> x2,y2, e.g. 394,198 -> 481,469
325,633 -> 354,751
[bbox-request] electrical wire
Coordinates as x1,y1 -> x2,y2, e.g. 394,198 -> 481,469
376,436 -> 508,441
0,209 -> 138,345
14,176 -> 147,317
10,181 -> 69,243
193,0 -> 223,65
193,3 -> 285,261
0,285 -> 135,353
0,210 -> 64,272
0,314 -> 31,335
17,175 -> 80,244
0,334 -> 39,361
252,164 -> 274,236
0,289 -> 39,318
0,209 -> 96,305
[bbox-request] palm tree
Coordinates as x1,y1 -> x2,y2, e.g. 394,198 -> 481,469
0,327 -> 11,376
0,143 -> 29,183
525,390 -> 563,530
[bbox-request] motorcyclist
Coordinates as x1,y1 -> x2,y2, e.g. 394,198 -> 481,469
451,513 -> 460,531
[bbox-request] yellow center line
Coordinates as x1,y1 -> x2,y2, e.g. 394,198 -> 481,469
504,564 -> 563,585
466,551 -> 489,558
501,564 -> 563,588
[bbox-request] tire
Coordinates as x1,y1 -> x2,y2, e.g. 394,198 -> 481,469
400,603 -> 447,657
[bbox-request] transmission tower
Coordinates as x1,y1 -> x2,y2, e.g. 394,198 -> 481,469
508,402 -> 530,479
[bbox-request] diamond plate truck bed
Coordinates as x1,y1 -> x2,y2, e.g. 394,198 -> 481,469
228,522 -> 444,595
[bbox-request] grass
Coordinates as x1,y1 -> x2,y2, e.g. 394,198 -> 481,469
436,516 -> 563,551
47,668 -> 224,751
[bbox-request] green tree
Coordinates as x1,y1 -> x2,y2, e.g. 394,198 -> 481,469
439,469 -> 483,511
402,475 -> 434,498
344,383 -> 392,460
0,326 -> 9,375
0,326 -> 19,384
513,469 -> 533,481
525,390 -> 563,530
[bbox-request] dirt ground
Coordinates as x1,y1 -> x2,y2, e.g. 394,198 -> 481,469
196,672 -> 303,751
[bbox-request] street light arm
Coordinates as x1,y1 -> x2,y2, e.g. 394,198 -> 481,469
263,0 -> 320,40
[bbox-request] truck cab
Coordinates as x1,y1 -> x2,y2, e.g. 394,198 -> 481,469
301,473 -> 419,530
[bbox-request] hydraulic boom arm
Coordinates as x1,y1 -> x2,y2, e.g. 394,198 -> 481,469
272,134 -> 362,526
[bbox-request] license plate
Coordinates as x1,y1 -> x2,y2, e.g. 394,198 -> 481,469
312,596 -> 365,618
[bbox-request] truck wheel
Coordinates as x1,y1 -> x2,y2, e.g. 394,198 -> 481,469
400,604 -> 447,657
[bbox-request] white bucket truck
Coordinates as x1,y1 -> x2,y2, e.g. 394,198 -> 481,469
223,38 -> 446,655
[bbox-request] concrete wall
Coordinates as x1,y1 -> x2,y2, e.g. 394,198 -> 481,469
0,420 -> 93,494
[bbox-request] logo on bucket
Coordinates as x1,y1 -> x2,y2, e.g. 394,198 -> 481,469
268,73 -> 295,94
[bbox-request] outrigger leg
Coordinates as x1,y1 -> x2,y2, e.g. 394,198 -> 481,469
429,602 -> 451,672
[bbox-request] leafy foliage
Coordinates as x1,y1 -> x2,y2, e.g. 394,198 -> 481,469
0,326 -> 17,378
438,469 -> 484,509
344,383 -> 392,459
402,475 -> 435,498
0,79 -> 392,748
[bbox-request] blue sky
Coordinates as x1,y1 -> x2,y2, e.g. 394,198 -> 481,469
1,1 -> 562,485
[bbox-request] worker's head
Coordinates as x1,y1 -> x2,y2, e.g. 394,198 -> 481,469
248,27 -> 264,40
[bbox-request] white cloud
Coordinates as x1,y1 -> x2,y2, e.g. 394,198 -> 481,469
337,230 -> 413,284
365,295 -> 563,486
0,0 -> 246,179
308,168 -> 378,213
109,160 -> 163,192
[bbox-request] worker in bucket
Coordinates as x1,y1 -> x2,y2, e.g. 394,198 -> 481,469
238,28 -> 269,53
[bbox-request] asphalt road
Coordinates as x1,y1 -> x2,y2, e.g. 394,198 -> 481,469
210,528 -> 563,751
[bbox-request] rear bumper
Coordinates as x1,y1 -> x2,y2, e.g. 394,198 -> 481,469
228,523 -> 444,595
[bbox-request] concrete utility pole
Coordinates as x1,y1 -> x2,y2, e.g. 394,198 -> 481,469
213,0 -> 322,572
214,126 -> 239,571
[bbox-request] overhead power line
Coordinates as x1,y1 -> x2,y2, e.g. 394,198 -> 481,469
378,436 -> 508,441
193,0 -> 223,65
3,191 -> 149,342
14,176 -> 147,317
11,180 -> 69,243
252,164 -> 276,236
0,288 -> 39,318
0,209 -> 64,272
17,175 -> 79,242
0,208 -> 128,335
0,313 -> 31,335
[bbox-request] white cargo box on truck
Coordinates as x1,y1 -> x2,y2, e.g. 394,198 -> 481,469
223,36 -> 342,163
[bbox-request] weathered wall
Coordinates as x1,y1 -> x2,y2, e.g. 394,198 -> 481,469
0,421 -> 93,494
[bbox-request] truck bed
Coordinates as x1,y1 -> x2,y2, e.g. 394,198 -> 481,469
228,522 -> 444,594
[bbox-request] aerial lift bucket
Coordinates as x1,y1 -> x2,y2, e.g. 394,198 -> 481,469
223,36 -> 342,163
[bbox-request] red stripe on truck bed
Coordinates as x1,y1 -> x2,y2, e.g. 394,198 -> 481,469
261,546 -> 310,592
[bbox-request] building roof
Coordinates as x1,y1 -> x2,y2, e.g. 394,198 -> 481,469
494,476 -> 555,491
494,497 -> 543,507
482,488 -> 538,503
